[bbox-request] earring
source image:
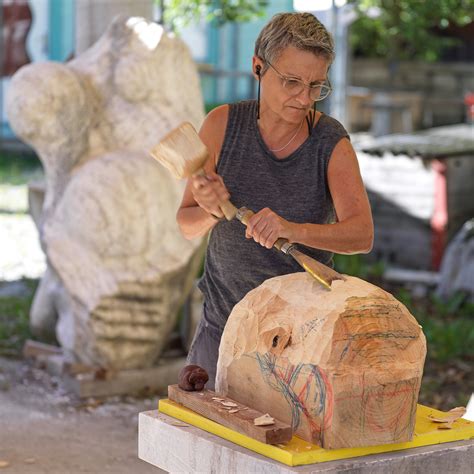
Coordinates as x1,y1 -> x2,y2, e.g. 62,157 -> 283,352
257,75 -> 261,120
255,66 -> 262,120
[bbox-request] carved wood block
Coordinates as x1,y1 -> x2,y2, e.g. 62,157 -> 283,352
216,273 -> 426,449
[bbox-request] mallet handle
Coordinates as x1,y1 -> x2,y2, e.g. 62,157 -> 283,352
195,169 -> 238,221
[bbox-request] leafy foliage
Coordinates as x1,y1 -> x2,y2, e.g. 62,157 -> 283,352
156,0 -> 268,31
0,280 -> 38,356
333,253 -> 385,280
348,0 -> 474,61
0,151 -> 42,186
397,289 -> 474,364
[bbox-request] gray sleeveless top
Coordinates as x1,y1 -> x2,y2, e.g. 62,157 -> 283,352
198,100 -> 349,331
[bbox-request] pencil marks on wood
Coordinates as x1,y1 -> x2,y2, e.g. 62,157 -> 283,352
216,273 -> 426,449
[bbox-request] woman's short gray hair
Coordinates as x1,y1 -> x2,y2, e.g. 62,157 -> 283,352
254,12 -> 335,71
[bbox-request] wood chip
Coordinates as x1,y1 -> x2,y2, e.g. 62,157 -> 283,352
428,407 -> 466,424
0,461 -> 10,468
437,422 -> 455,430
24,458 -> 36,464
254,413 -> 275,426
229,409 -> 239,414
170,421 -> 189,427
212,397 -> 224,401
221,401 -> 238,408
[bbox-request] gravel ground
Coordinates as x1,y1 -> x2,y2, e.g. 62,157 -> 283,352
0,357 -> 164,473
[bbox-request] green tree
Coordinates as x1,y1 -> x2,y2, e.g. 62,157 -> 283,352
348,0 -> 474,61
155,0 -> 268,31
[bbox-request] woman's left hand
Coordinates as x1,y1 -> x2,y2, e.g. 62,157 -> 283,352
245,208 -> 293,249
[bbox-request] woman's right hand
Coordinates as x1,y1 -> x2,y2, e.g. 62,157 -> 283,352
190,171 -> 231,219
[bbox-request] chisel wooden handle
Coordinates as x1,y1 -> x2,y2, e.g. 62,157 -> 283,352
236,207 -> 292,254
235,207 -> 344,289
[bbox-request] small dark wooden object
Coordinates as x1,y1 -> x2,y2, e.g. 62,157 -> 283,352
178,365 -> 209,391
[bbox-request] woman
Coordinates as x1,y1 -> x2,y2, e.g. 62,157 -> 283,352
177,12 -> 374,389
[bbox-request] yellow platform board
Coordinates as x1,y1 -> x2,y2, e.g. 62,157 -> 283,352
159,399 -> 474,467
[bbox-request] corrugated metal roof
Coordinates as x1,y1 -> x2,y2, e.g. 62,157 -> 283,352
358,124 -> 474,158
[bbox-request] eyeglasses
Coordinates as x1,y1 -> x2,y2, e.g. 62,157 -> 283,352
266,62 -> 332,102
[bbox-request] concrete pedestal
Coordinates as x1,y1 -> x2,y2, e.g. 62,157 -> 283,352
138,410 -> 474,473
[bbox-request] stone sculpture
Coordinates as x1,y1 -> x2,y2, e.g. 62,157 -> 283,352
216,273 -> 426,449
6,16 -> 205,369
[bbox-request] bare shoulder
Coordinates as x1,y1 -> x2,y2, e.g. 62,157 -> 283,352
332,137 -> 356,159
199,104 -> 230,168
327,138 -> 363,185
203,103 -> 229,126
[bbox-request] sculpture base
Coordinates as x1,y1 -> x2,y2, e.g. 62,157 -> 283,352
23,339 -> 185,398
62,358 -> 186,398
140,400 -> 474,470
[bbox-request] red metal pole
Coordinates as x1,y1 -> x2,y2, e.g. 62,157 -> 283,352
430,159 -> 448,270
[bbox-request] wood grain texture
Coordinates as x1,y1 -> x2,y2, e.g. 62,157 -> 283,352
216,273 -> 426,449
168,384 -> 292,444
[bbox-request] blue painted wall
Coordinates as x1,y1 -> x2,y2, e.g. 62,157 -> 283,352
2,0 -> 75,140
203,0 -> 294,105
48,0 -> 75,61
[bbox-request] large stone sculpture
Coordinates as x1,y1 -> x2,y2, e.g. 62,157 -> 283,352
6,17 -> 205,369
216,273 -> 426,449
